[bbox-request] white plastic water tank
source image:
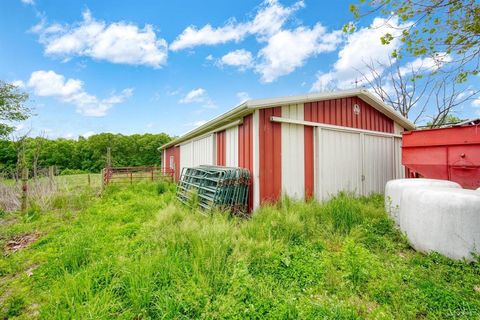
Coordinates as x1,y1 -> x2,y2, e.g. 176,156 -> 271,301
384,179 -> 461,226
400,187 -> 480,261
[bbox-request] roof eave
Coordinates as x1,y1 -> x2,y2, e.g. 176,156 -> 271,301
159,101 -> 251,149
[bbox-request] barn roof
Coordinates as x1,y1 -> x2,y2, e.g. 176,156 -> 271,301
160,88 -> 416,149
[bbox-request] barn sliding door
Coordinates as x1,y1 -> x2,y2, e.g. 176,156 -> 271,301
315,128 -> 362,200
314,127 -> 399,200
363,134 -> 395,194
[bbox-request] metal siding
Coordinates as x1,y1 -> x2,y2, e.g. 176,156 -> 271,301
216,130 -> 226,166
180,141 -> 193,172
225,126 -> 239,167
281,104 -> 304,199
304,97 -> 394,133
315,128 -> 363,200
238,114 -> 254,211
394,137 -> 405,179
363,134 -> 395,194
259,107 -> 282,204
165,146 -> 181,181
180,134 -> 215,173
252,110 -> 260,210
304,105 -> 314,199
192,134 -> 215,166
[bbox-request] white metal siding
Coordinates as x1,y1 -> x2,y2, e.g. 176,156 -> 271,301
315,128 -> 362,200
281,104 -> 305,199
180,141 -> 193,172
225,126 -> 238,167
363,134 -> 395,194
394,137 -> 405,179
179,134 -> 215,173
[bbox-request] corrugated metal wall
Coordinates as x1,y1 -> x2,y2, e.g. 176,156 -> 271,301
225,126 -> 239,167
314,127 -> 403,200
238,114 -> 254,211
259,107 -> 282,204
216,130 -> 226,166
281,104 -> 305,199
315,128 -> 363,200
304,97 -> 394,133
363,134 -> 395,194
394,137 -> 405,179
180,134 -> 215,171
164,146 -> 180,181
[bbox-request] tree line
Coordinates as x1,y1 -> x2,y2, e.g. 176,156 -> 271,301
0,133 -> 172,176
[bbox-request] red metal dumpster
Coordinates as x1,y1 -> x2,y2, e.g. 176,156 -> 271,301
402,122 -> 480,189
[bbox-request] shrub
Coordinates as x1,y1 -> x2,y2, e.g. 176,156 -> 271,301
61,168 -> 88,175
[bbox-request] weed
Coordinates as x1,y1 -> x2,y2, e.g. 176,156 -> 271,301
324,192 -> 363,234
0,182 -> 479,319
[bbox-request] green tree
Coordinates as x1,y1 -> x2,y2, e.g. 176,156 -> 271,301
426,114 -> 462,127
349,0 -> 480,82
0,81 -> 30,137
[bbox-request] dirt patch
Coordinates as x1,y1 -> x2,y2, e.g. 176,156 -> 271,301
5,232 -> 41,253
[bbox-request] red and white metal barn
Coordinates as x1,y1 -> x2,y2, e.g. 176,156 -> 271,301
161,89 -> 415,211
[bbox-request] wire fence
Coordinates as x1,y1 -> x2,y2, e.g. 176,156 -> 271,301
0,166 -> 101,213
102,166 -> 174,187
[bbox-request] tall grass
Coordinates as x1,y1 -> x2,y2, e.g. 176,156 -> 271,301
1,182 -> 479,319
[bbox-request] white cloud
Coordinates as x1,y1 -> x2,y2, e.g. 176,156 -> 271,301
399,54 -> 452,76
21,0 -> 34,5
170,0 -> 303,50
179,88 -> 207,103
256,24 -> 342,82
27,70 -> 133,116
179,88 -> 215,108
11,80 -> 25,88
237,91 -> 250,103
473,98 -> 480,107
82,131 -> 95,138
220,49 -> 253,69
33,9 -> 168,68
312,17 -> 410,91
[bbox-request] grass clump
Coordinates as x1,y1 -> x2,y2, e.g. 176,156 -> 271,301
0,182 -> 479,319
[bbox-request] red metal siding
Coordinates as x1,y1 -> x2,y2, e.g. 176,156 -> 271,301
304,121 -> 314,200
216,130 -> 226,166
238,115 -> 253,211
259,107 -> 282,204
164,146 -> 180,182
304,97 -> 394,133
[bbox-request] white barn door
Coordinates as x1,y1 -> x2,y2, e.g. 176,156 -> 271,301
314,127 -> 400,200
315,128 -> 362,200
363,134 -> 395,194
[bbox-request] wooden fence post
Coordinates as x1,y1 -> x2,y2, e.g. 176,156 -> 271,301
106,147 -> 112,169
21,167 -> 28,213
101,168 -> 105,191
48,166 -> 54,187
87,173 -> 91,187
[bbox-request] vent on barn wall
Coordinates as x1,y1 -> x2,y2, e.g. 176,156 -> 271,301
353,104 -> 360,115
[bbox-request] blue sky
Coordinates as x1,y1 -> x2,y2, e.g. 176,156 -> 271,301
1,0 -> 479,139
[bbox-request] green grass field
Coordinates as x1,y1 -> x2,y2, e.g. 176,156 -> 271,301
0,179 -> 479,319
